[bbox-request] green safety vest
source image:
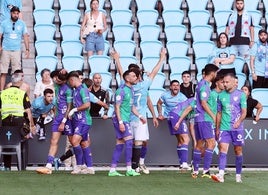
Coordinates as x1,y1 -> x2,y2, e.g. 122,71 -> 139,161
1,87 -> 25,119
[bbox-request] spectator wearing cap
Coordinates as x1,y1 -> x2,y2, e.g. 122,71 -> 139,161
249,29 -> 268,88
0,6 -> 29,91
0,0 -> 22,22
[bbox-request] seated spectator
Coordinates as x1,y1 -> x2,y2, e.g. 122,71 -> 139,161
34,68 -> 54,98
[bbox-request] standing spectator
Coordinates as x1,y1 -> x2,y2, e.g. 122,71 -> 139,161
80,0 -> 107,57
212,73 -> 247,183
249,29 -> 268,88
191,64 -> 219,179
90,73 -> 110,118
225,0 -> 254,61
31,88 -> 55,141
108,70 -> 146,177
0,0 -> 22,22
34,68 -> 54,98
241,85 -> 263,122
209,32 -> 236,76
5,69 -> 30,98
0,6 -> 29,91
157,80 -> 190,170
0,72 -> 36,170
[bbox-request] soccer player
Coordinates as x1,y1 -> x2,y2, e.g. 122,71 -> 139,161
36,70 -> 73,174
211,73 -> 247,183
108,70 -> 146,176
112,49 -> 166,174
192,64 -> 219,178
157,80 -> 190,170
67,71 -> 95,174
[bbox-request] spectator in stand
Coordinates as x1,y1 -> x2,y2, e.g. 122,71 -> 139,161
225,0 -> 254,62
34,68 -> 54,98
0,6 -> 29,91
241,85 -> 263,123
80,0 -> 107,57
209,32 -> 236,76
0,0 -> 22,22
249,29 -> 268,88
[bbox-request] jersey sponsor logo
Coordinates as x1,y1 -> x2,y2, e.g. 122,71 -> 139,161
116,95 -> 121,101
233,96 -> 238,102
201,91 -> 207,98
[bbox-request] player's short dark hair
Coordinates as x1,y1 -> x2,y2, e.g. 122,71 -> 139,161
170,79 -> 180,85
76,70 -> 83,76
14,69 -> 23,74
128,64 -> 141,70
82,78 -> 93,88
224,73 -> 236,79
67,71 -> 79,80
204,64 -> 219,75
58,71 -> 68,81
43,88 -> 54,96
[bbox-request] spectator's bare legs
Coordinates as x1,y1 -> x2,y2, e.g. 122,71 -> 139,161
0,73 -> 7,90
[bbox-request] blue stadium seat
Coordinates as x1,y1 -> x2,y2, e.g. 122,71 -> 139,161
169,56 -> 191,74
164,25 -> 186,41
264,0 -> 268,11
248,10 -> 262,26
59,9 -> 81,25
196,73 -> 203,82
33,9 -> 55,24
148,88 -> 166,105
110,0 -> 131,10
140,40 -> 163,58
35,40 -> 57,56
103,40 -> 110,56
252,88 -> 268,106
188,10 -> 210,26
216,26 -> 226,35
149,72 -> 166,89
186,0 -> 208,10
88,55 -> 110,74
139,25 -> 160,41
214,10 -> 232,28
191,25 -> 213,41
84,0 -> 106,10
33,0 -> 54,9
212,0 -> 234,11
60,24 -> 81,41
113,40 -> 136,57
236,73 -> 247,89
254,25 -> 262,42
59,0 -> 79,9
142,57 -> 164,73
117,56 -> 138,71
90,72 -> 112,89
195,57 -> 208,73
35,56 -> 58,81
34,24 -> 56,41
166,41 -> 188,58
169,72 -> 183,84
192,41 -> 214,58
61,41 -> 83,56
244,0 -> 259,11
258,106 -> 268,119
162,10 -> 184,26
135,0 -> 158,10
234,56 -> 246,74
137,10 -> 159,26
112,24 -> 134,41
62,56 -> 84,72
161,0 -> 183,10
111,10 -> 132,25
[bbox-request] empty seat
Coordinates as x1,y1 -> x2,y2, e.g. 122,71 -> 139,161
35,40 -> 57,56
148,88 -> 166,105
234,56 -> 246,74
34,24 -> 56,41
62,56 -> 84,72
112,24 -> 134,41
252,88 -> 268,105
33,0 -> 54,9
142,57 -> 164,73
88,55 -> 110,74
254,25 -> 262,42
111,10 -> 132,25
140,40 -> 163,58
214,10 -> 232,27
258,106 -> 268,119
192,41 -> 214,58
212,0 -> 234,11
90,72 -> 112,89
195,57 -> 208,73
166,41 -> 188,58
59,9 -> 81,25
169,72 -> 183,84
84,0 -> 106,10
137,10 -> 159,26
59,0 -> 79,9
244,0 -> 259,11
191,25 -> 213,41
188,10 -> 210,26
114,40 -> 136,57
103,40 -> 110,56
164,25 -> 186,41
110,0 -> 131,10
33,9 -> 55,24
135,0 -> 158,10
60,24 -> 81,41
161,0 -> 183,10
149,72 -> 166,89
236,73 -> 247,89
35,56 -> 58,81
117,56 -> 138,71
61,41 -> 83,56
169,56 -> 191,74
162,10 -> 184,26
139,25 -> 160,41
186,0 -> 208,10
216,26 -> 226,35
248,10 -> 262,26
